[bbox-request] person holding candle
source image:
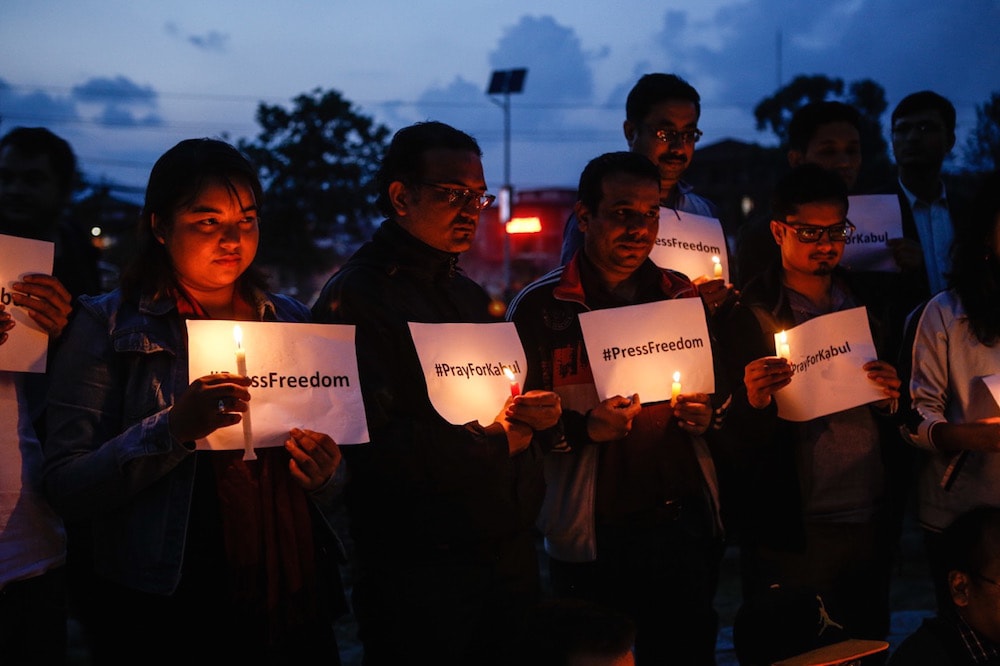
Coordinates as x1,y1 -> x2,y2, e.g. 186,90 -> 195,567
717,163 -> 908,653
311,121 -> 563,666
900,171 -> 1000,612
40,138 -> 348,664
557,74 -> 733,316
508,151 -> 724,665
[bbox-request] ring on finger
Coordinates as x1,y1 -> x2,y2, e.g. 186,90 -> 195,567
217,399 -> 226,415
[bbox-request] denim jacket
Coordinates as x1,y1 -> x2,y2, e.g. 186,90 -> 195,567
41,288 -> 316,594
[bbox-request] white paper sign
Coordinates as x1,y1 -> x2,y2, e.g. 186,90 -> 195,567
408,321 -> 527,426
186,319 -> 369,449
0,233 -> 55,373
841,194 -> 903,272
774,306 -> 884,421
648,209 -> 729,282
578,298 -> 714,403
971,374 -> 1000,421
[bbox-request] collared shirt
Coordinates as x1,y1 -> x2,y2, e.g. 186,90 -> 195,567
954,609 -> 1000,664
899,179 -> 954,297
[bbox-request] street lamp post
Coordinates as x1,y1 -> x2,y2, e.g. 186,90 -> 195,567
486,68 -> 527,297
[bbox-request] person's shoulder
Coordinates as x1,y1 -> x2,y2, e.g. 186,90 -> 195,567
507,266 -> 565,318
267,293 -> 310,322
887,617 -> 960,666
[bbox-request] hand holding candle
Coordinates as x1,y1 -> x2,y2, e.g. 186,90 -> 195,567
775,330 -> 790,360
712,255 -> 723,279
233,325 -> 256,461
671,371 -> 682,405
503,366 -> 521,397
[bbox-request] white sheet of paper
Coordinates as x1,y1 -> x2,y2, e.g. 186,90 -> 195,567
774,306 -> 884,421
578,298 -> 714,403
408,321 -> 527,426
0,233 -> 55,373
186,319 -> 369,449
841,194 -> 903,272
648,209 -> 729,282
973,374 -> 1000,420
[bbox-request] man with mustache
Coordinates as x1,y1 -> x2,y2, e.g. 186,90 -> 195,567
311,121 -> 562,666
719,163 -> 905,653
509,152 -> 723,665
559,74 -> 729,312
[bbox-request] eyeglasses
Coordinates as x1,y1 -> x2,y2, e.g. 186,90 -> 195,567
892,120 -> 945,136
647,127 -> 704,145
420,182 -> 496,211
776,220 -> 856,243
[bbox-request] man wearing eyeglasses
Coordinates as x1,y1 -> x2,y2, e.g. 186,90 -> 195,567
509,151 -> 724,665
718,163 -> 905,654
889,506 -> 1000,665
312,121 -> 563,665
889,90 -> 964,300
558,75 -> 728,310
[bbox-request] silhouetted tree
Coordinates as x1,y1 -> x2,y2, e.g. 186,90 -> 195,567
754,74 -> 892,190
238,87 -> 391,297
753,74 -> 843,141
964,91 -> 1000,172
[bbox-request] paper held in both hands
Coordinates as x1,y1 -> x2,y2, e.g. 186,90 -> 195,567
770,306 -> 885,422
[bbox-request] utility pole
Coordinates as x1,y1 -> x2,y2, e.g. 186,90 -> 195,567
486,68 -> 527,297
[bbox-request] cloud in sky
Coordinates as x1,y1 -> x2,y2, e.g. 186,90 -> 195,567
164,21 -> 230,52
1,0 -> 997,191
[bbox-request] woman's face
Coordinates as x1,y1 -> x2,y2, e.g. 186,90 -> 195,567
154,177 -> 259,299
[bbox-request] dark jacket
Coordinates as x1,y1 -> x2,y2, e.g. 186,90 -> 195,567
717,262 -> 912,550
311,218 -> 546,565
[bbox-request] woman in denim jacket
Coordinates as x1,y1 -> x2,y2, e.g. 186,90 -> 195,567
41,139 -> 347,664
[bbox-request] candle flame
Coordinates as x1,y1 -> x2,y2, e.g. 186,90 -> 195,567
233,324 -> 243,349
712,256 -> 720,264
503,367 -> 516,382
673,371 -> 681,382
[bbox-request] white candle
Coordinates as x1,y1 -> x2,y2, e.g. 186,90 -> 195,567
775,330 -> 790,360
233,325 -> 256,461
712,255 -> 723,279
503,366 -> 521,397
671,371 -> 682,405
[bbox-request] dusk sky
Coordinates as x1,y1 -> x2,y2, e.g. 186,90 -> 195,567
2,0 -> 998,198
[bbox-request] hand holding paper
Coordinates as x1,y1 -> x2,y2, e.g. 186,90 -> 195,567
285,427 -> 341,491
10,274 -> 73,338
744,357 -> 794,410
863,360 -> 902,410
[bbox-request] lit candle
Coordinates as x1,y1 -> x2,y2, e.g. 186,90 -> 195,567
233,325 -> 256,461
671,371 -> 682,405
775,330 -> 790,360
503,366 -> 521,397
712,255 -> 723,279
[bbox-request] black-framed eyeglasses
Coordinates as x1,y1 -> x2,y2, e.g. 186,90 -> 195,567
776,219 -> 856,243
419,182 -> 496,211
647,126 -> 703,146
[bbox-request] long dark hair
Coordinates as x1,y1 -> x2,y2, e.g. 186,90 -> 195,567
121,138 -> 268,302
949,171 -> 1000,346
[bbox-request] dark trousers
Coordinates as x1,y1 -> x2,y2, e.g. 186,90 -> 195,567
0,567 -> 67,666
549,514 -> 725,666
741,520 -> 893,643
82,572 -> 341,666
352,536 -> 540,666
